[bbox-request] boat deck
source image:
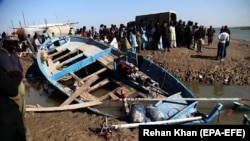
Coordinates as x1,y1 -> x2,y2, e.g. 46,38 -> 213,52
44,42 -> 116,74
40,40 -> 182,105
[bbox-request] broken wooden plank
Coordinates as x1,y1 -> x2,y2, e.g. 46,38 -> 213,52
26,100 -> 102,112
108,93 -> 119,99
69,72 -> 84,85
97,54 -> 116,69
89,78 -> 110,91
82,67 -> 107,81
60,74 -> 99,106
79,92 -> 98,101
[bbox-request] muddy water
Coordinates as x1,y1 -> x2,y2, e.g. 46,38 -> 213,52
25,80 -> 250,125
185,83 -> 250,125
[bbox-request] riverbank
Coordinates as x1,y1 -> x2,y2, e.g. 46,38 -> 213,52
139,36 -> 250,85
22,36 -> 250,141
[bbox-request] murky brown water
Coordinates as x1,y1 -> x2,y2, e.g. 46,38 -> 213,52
186,83 -> 250,125
25,80 -> 250,125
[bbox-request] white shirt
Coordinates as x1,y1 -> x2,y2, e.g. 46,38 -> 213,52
35,38 -> 41,46
218,32 -> 229,43
110,37 -> 118,49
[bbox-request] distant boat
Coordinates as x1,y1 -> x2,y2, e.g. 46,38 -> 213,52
35,35 -> 223,125
15,22 -> 78,42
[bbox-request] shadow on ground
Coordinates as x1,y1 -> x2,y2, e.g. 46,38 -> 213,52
190,54 -> 217,60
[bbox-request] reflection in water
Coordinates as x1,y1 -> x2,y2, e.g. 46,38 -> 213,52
186,84 -> 250,125
25,80 -> 61,107
186,83 -> 200,97
93,99 -> 124,119
213,84 -> 225,96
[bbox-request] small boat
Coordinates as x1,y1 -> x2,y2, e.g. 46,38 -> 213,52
36,35 -> 223,125
233,102 -> 250,111
243,114 -> 250,125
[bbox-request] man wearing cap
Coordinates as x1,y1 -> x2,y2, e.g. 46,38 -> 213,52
0,34 -> 26,118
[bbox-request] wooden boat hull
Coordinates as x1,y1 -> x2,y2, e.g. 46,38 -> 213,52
36,35 -> 223,125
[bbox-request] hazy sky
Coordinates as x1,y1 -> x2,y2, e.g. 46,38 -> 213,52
0,0 -> 249,33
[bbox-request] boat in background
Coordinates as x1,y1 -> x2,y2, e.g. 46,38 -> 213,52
35,35 -> 223,125
14,21 -> 78,42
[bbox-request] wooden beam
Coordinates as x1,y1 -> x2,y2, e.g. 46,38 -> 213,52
70,72 -> 84,85
60,75 -> 99,106
89,78 -> 110,91
26,100 -> 102,112
97,54 -> 116,69
53,49 -> 78,63
98,90 -> 118,101
82,67 -> 107,81
49,48 -> 67,58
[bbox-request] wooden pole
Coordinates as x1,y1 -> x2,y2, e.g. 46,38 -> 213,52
112,97 -> 250,102
11,20 -> 15,33
22,10 -> 26,27
111,116 -> 202,129
26,100 -> 102,112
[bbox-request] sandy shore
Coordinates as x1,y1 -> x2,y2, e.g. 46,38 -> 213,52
21,36 -> 250,141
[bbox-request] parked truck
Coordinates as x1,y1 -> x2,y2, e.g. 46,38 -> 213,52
135,10 -> 177,25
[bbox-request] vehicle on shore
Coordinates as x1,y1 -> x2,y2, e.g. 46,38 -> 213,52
135,10 -> 177,25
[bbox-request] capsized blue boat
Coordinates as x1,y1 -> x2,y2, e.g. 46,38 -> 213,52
36,35 -> 223,126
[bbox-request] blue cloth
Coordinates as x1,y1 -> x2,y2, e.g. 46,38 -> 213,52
43,32 -> 49,38
141,27 -> 148,42
129,32 -> 138,53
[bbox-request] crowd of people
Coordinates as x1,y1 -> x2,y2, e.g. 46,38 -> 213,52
88,22 -> 229,61
0,19 -> 231,59
69,20 -> 216,53
67,19 -> 230,59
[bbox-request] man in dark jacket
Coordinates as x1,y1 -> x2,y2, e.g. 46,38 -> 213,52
161,21 -> 171,52
0,34 -> 26,118
0,68 -> 26,141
